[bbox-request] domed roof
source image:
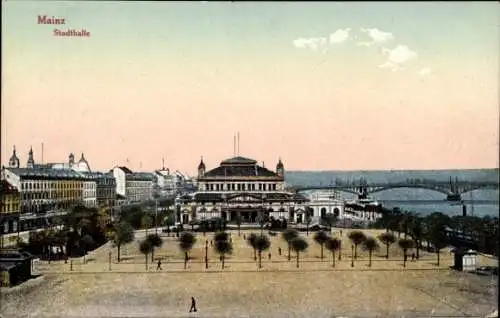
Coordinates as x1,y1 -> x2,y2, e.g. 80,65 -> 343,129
79,153 -> 88,163
220,156 -> 257,166
9,146 -> 19,161
9,146 -> 20,167
73,153 -> 91,172
276,158 -> 284,169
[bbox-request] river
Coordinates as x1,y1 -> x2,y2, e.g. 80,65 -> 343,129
285,169 -> 499,217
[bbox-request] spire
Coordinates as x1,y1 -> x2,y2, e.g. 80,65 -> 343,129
198,156 -> 205,169
27,146 -> 35,168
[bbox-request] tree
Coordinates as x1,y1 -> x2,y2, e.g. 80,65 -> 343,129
139,239 -> 153,270
163,214 -> 175,236
305,208 -> 313,236
45,230 -> 57,263
290,237 -> 308,268
313,231 -> 330,260
378,232 -> 396,259
179,232 -> 196,269
322,213 -> 337,233
257,214 -> 266,235
146,233 -> 163,263
399,212 -> 413,239
214,240 -> 232,269
362,236 -> 379,267
214,231 -> 229,243
254,235 -> 271,268
96,207 -> 111,232
408,216 -> 424,259
235,213 -> 242,237
80,234 -> 95,264
426,222 -> 448,267
77,218 -> 91,236
325,237 -> 341,268
54,229 -> 69,261
282,229 -> 299,261
348,230 -> 366,260
388,212 -> 402,236
247,233 -> 258,261
141,214 -> 153,235
398,238 -> 414,268
111,221 -> 135,262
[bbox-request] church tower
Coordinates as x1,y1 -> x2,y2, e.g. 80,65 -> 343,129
69,153 -> 75,166
8,146 -> 20,168
27,146 -> 35,169
197,157 -> 206,179
276,158 -> 284,178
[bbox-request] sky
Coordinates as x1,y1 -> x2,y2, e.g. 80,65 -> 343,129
2,1 -> 499,175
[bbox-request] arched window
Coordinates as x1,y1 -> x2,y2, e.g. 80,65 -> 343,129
320,207 -> 327,218
333,208 -> 340,217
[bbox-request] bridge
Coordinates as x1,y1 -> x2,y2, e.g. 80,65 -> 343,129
292,177 -> 499,201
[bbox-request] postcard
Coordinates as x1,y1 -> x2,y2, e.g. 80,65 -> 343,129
1,2 -> 498,318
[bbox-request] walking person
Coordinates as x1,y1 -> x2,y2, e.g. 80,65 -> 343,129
156,259 -> 162,271
278,247 -> 282,256
268,252 -> 271,260
189,296 -> 197,312
411,252 -> 415,262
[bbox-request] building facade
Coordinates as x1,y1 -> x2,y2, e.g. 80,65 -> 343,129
175,156 -> 310,224
82,178 -> 97,208
93,172 -> 116,207
153,168 -> 195,197
112,167 -> 154,203
0,180 -> 21,239
304,191 -> 345,222
1,167 -> 85,231
154,168 -> 177,197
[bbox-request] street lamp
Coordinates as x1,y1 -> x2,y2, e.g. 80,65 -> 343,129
260,193 -> 267,235
205,240 -> 209,269
154,196 -> 158,235
351,245 -> 354,268
221,193 -> 227,225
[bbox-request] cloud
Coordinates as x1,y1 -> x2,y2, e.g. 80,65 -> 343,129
357,28 -> 394,47
329,28 -> 350,44
293,37 -> 328,52
378,45 -> 417,71
418,67 -> 432,77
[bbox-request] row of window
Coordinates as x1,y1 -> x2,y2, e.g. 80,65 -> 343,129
21,181 -> 83,190
126,189 -> 152,195
83,182 -> 97,189
125,181 -> 152,188
202,183 -> 279,192
1,203 -> 20,213
22,192 -> 82,200
97,189 -> 116,196
19,201 -> 80,213
98,179 -> 115,186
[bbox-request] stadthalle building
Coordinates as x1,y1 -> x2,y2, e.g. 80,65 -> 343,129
176,156 -> 310,224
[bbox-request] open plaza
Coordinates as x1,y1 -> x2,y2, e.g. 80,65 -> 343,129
1,228 -> 498,318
